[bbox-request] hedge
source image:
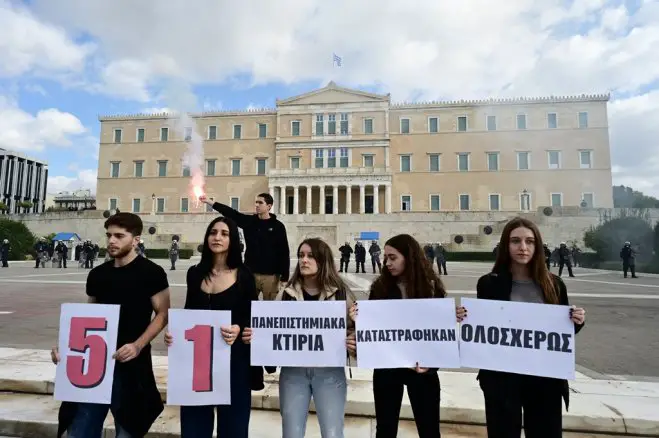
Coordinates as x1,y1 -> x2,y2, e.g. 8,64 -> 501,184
0,219 -> 36,260
97,248 -> 193,259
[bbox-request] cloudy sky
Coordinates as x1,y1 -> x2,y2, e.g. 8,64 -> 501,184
1,0 -> 658,196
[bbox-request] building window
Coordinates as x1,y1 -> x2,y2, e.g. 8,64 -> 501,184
315,150 -> 324,168
548,151 -> 561,169
109,198 -> 118,210
315,114 -> 324,135
231,159 -> 241,176
160,127 -> 169,141
114,129 -> 122,143
110,162 -> 120,178
457,116 -> 468,132
400,155 -> 411,172
256,158 -> 267,175
206,159 -> 216,176
340,113 -> 348,135
578,112 -> 588,128
182,166 -> 190,177
181,198 -> 189,213
517,114 -> 527,130
339,148 -> 349,167
258,123 -> 267,138
208,126 -> 217,140
184,127 -> 192,141
517,152 -> 530,170
489,194 -> 500,211
459,194 -> 470,210
401,195 -> 412,211
364,118 -> 373,134
328,114 -> 336,135
429,154 -> 440,172
158,160 -> 167,177
486,115 -> 496,131
233,125 -> 242,139
457,153 -> 470,171
359,154 -> 373,168
328,149 -> 336,168
547,113 -> 557,129
551,193 -> 563,207
230,197 -> 240,210
400,118 -> 410,134
430,195 -> 441,211
579,150 -> 592,168
291,121 -> 300,136
134,161 -> 143,178
156,198 -> 165,213
137,128 -> 145,142
132,198 -> 141,213
582,192 -> 594,208
290,157 -> 300,169
487,152 -> 499,171
428,117 -> 439,133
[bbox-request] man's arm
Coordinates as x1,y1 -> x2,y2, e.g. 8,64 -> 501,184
209,201 -> 250,229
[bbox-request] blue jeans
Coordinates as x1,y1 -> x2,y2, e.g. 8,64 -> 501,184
67,376 -> 132,438
279,367 -> 347,438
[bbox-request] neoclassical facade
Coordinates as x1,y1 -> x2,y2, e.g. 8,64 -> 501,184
0,148 -> 48,214
96,82 -> 613,216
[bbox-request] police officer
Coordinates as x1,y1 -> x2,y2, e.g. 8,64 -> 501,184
620,241 -> 638,278
169,239 -> 179,271
558,242 -> 575,277
1,239 -> 9,267
543,243 -> 551,271
354,241 -> 366,273
434,242 -> 448,275
338,242 -> 353,273
369,240 -> 382,273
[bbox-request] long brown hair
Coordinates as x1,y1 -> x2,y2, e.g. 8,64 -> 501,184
370,234 -> 447,299
288,238 -> 351,298
493,217 -> 559,304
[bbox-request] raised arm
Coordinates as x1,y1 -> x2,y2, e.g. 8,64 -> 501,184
201,196 -> 250,228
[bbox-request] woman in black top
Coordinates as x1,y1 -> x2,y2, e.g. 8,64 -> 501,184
476,217 -> 586,438
348,234 -> 467,438
164,216 -> 257,438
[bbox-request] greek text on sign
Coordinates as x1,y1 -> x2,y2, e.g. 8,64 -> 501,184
355,298 -> 461,369
250,301 -> 348,367
54,303 -> 120,404
166,309 -> 232,406
459,298 -> 576,380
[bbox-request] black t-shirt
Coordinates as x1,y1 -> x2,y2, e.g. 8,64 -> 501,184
302,288 -> 320,301
86,256 -> 169,354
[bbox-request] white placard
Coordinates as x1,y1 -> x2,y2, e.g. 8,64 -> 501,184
459,298 -> 576,380
355,299 -> 460,369
54,303 -> 120,404
166,309 -> 232,406
250,301 -> 348,367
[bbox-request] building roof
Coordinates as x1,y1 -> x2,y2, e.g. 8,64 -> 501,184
53,232 -> 82,241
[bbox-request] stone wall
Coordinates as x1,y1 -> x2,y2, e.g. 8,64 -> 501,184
7,208 -> 659,253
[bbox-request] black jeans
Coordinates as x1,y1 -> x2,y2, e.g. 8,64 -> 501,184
436,259 -> 447,275
356,260 -> 365,273
371,257 -> 382,273
339,258 -> 349,272
373,368 -> 440,438
479,372 -> 563,438
558,261 -> 573,277
623,261 -> 636,277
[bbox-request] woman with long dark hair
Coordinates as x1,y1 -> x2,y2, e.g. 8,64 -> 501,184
476,217 -> 586,437
348,233 -> 467,438
164,216 -> 258,437
243,237 -> 355,438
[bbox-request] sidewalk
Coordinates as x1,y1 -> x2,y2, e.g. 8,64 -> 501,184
0,348 -> 657,437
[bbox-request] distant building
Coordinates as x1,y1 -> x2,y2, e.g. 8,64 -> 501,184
0,148 -> 48,214
50,189 -> 96,211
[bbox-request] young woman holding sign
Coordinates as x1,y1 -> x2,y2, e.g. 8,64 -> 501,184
475,217 -> 586,438
347,233 -> 467,438
242,237 -> 356,438
164,216 -> 258,438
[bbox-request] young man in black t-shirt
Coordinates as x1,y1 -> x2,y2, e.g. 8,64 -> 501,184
51,213 -> 171,437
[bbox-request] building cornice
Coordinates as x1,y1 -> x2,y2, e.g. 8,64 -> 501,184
98,108 -> 277,122
391,93 -> 611,109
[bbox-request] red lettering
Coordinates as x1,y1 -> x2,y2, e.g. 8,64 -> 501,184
185,325 -> 214,392
66,317 -> 109,389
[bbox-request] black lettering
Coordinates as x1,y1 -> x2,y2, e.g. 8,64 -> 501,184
310,318 -> 319,329
386,330 -> 392,342
339,318 -> 346,329
547,332 -> 560,351
523,329 -> 533,349
378,330 -> 386,342
251,317 -> 258,328
510,329 -> 522,347
533,330 -> 547,350
474,325 -> 486,343
273,334 -> 283,350
461,324 -> 473,342
282,334 -> 291,350
397,329 -> 405,341
364,330 -> 372,342
432,329 -> 440,341
357,330 -> 364,342
298,334 -> 308,350
423,329 -> 431,341
412,329 -> 422,341
487,326 -> 500,345
500,327 -> 510,346
447,329 -> 456,342
404,330 -> 412,341
313,335 -> 324,351
561,333 -> 572,353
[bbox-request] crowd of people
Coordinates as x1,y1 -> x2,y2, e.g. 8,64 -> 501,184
44,192 -> 592,438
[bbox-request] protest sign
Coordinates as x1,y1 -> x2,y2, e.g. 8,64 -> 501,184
355,298 -> 460,369
250,300 -> 348,367
167,309 -> 232,406
54,303 -> 120,404
459,297 -> 576,380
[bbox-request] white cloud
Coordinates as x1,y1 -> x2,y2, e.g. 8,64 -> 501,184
48,169 -> 98,194
0,96 -> 86,152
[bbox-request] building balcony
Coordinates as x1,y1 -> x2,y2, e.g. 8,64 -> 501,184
269,166 -> 391,177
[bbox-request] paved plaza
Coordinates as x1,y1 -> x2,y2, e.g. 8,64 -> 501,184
0,258 -> 657,381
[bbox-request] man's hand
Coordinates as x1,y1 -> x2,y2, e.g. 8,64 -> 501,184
199,195 -> 212,206
51,346 -> 60,365
113,343 -> 142,363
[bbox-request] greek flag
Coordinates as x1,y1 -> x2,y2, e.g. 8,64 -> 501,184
333,53 -> 342,67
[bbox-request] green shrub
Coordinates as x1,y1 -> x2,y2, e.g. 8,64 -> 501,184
0,219 -> 36,260
584,216 -> 653,263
